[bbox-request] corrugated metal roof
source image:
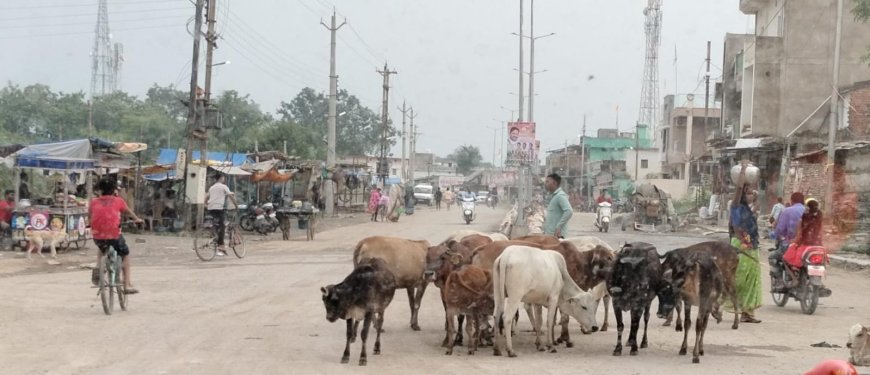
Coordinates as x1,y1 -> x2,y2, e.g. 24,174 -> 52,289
793,141 -> 870,160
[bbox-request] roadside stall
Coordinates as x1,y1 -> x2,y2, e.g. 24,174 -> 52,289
8,139 -> 146,251
243,158 -> 320,241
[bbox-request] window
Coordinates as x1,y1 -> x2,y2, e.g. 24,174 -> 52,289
392,168 -> 397,175
641,159 -> 649,169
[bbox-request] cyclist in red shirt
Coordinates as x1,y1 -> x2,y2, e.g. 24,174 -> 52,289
0,190 -> 13,230
90,178 -> 143,294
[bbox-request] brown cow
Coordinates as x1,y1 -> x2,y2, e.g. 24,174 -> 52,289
512,234 -> 562,247
460,234 -> 493,253
424,239 -> 479,347
471,240 -> 541,271
434,251 -> 494,355
353,236 -> 430,331
658,248 -> 726,363
660,241 -> 741,331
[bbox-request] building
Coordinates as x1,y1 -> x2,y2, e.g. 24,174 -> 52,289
713,0 -> 870,213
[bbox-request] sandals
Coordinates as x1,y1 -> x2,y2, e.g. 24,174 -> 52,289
123,287 -> 140,295
740,314 -> 761,323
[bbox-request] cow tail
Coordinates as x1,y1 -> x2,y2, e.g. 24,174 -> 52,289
494,256 -> 508,336
352,241 -> 364,267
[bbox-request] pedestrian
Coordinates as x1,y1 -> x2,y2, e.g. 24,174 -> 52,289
769,196 -> 785,226
377,191 -> 390,222
443,188 -> 454,211
369,187 -> 381,222
434,188 -> 443,210
542,173 -> 572,239
18,172 -> 30,200
728,163 -> 763,324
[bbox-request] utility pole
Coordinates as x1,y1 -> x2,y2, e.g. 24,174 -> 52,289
528,0 -> 535,122
580,115 -> 587,206
703,41 -> 711,193
825,0 -> 844,217
182,0 -> 205,231
398,102 -> 410,181
322,11 -> 345,216
377,64 -> 398,185
409,108 -> 418,183
518,0 -> 525,122
196,0 -> 217,229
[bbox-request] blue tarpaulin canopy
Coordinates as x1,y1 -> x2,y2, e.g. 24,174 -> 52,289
156,148 -> 248,167
13,139 -> 96,170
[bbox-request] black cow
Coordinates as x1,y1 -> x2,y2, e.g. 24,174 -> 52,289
658,249 -> 726,364
607,242 -> 662,356
321,258 -> 397,366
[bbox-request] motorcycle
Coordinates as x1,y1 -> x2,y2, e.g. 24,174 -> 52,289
770,244 -> 832,315
460,197 -> 476,225
238,202 -> 258,232
487,195 -> 498,208
253,202 -> 279,235
594,202 -> 612,233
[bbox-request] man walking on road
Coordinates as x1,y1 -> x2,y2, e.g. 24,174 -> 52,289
205,174 -> 238,256
543,173 -> 573,239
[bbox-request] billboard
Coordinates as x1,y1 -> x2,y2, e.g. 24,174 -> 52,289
507,121 -> 537,165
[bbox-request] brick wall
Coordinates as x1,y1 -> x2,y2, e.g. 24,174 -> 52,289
787,160 -> 825,202
849,85 -> 870,137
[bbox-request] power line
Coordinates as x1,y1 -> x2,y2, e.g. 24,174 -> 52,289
0,22 -> 183,40
0,0 -> 183,11
0,14 -> 189,30
221,33 -> 319,89
346,23 -> 382,62
219,25 -> 323,86
223,7 -> 325,75
0,6 -> 190,21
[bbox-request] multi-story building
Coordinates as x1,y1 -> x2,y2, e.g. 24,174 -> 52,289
659,94 -> 721,186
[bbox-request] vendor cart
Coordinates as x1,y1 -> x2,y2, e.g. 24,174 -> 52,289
276,207 -> 319,241
10,141 -> 97,251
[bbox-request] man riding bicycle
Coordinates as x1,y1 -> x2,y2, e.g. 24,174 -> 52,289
205,173 -> 238,256
90,178 -> 143,294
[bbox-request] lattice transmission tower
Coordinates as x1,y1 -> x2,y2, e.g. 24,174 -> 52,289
638,0 -> 662,132
89,0 -> 121,99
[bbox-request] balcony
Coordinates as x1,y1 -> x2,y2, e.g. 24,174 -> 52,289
739,0 -> 770,14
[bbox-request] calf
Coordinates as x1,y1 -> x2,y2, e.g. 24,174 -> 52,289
848,323 -> 870,366
353,236 -> 430,331
439,254 -> 494,355
321,258 -> 396,366
658,249 -> 726,364
553,244 -> 614,345
493,245 -> 599,357
424,241 -> 475,347
661,241 -> 741,331
608,242 -> 662,357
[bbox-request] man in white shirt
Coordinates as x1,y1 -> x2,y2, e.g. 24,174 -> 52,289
205,174 -> 238,254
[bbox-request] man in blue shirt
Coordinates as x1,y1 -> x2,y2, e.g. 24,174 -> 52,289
543,173 -> 573,238
769,192 -> 805,288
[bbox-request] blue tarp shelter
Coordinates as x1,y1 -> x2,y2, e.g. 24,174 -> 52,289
156,148 -> 248,167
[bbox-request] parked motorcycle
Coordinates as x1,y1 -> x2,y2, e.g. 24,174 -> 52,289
460,197 -> 476,225
594,202 -> 612,233
238,201 -> 257,232
770,244 -> 832,315
253,202 -> 279,235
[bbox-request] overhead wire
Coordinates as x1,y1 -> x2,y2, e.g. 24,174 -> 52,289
0,22 -> 184,40
0,0 -> 183,11
0,14 -> 190,30
0,6 -> 190,22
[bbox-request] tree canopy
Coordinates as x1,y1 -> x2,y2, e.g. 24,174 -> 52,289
0,83 -> 388,163
854,0 -> 870,63
452,145 -> 483,175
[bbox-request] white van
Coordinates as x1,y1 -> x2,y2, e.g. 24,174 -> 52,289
413,184 -> 434,206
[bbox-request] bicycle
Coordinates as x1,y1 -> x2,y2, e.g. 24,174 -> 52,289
96,222 -> 139,315
194,212 -> 246,261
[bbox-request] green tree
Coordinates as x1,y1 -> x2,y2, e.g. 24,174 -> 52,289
452,145 -> 483,175
854,0 -> 870,62
212,90 -> 269,154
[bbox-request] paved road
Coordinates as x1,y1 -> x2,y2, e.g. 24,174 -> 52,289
0,206 -> 866,374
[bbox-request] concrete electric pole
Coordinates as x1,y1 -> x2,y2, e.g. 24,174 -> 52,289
825,0 -> 844,217
182,0 -> 205,231
517,0 -> 525,122
398,102 -> 410,181
409,108 -> 418,183
196,0 -> 217,228
322,11 -> 345,216
377,64 -> 398,185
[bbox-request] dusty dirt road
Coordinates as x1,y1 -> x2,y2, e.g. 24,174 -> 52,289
0,206 -> 867,374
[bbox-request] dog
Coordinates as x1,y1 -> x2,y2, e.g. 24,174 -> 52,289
24,226 -> 68,261
848,323 -> 870,366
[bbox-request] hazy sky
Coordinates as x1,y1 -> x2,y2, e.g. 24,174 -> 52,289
1,0 -> 751,160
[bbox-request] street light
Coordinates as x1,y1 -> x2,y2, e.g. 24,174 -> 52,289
210,60 -> 230,67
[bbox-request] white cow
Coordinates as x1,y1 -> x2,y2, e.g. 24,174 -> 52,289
492,245 -> 599,357
443,230 -> 509,244
849,323 -> 870,366
562,236 -> 615,252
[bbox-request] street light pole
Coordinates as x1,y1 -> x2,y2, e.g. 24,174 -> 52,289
518,0 -> 524,122
322,11 -> 345,216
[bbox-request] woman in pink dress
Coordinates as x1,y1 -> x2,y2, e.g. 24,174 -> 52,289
369,187 -> 381,221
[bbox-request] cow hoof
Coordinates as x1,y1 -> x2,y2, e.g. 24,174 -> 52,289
374,348 -> 381,355
341,357 -> 350,364
675,326 -> 683,332
508,352 -> 517,358
679,349 -> 687,356
699,350 -> 704,356
565,342 -> 574,348
548,347 -> 557,354
359,359 -> 367,366
445,350 -> 453,355
630,350 -> 638,356
641,341 -> 648,349
493,350 -> 502,357
411,324 -> 421,332
731,323 -> 739,330
692,357 -> 700,364
600,324 -> 608,332
468,350 -> 475,356
613,351 -> 622,357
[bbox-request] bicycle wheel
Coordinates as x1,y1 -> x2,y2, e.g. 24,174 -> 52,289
194,229 -> 217,261
117,257 -> 128,311
231,228 -> 246,259
99,254 -> 114,315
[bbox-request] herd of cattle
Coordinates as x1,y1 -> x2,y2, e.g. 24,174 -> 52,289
319,230 -> 748,366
